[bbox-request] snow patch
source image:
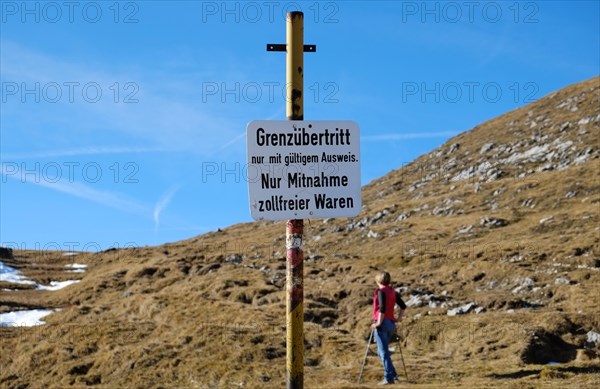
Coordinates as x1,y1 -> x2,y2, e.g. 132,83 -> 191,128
1,261 -> 82,289
0,261 -> 36,285
36,280 -> 80,291
0,309 -> 56,327
65,263 -> 87,273
65,263 -> 87,269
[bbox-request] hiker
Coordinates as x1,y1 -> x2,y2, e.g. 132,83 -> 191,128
371,271 -> 406,385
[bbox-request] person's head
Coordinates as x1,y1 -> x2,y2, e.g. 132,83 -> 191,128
375,271 -> 391,286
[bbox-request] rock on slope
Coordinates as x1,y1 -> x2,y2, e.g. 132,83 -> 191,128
0,77 -> 599,389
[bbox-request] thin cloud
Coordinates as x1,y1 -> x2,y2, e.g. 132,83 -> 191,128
215,132 -> 246,154
153,186 -> 180,233
265,107 -> 286,121
1,163 -> 149,216
362,131 -> 459,141
1,40 -> 238,155
213,107 -> 286,155
2,146 -> 171,160
2,163 -> 207,238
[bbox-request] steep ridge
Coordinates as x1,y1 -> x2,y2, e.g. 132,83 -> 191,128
0,77 -> 599,388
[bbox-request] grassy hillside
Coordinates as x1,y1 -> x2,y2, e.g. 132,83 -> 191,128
1,77 -> 599,388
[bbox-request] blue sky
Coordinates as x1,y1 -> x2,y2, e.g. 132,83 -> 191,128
1,1 -> 598,251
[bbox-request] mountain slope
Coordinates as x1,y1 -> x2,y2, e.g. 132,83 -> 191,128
1,77 -> 599,389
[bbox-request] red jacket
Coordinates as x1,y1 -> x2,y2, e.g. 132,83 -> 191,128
372,285 -> 396,322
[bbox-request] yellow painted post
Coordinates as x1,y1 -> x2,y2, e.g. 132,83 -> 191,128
286,11 -> 304,389
266,11 -> 314,388
286,11 -> 304,121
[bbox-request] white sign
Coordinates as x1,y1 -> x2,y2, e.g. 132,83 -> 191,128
246,120 -> 361,220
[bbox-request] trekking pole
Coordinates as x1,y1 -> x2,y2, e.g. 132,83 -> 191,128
357,328 -> 374,384
397,335 -> 409,381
